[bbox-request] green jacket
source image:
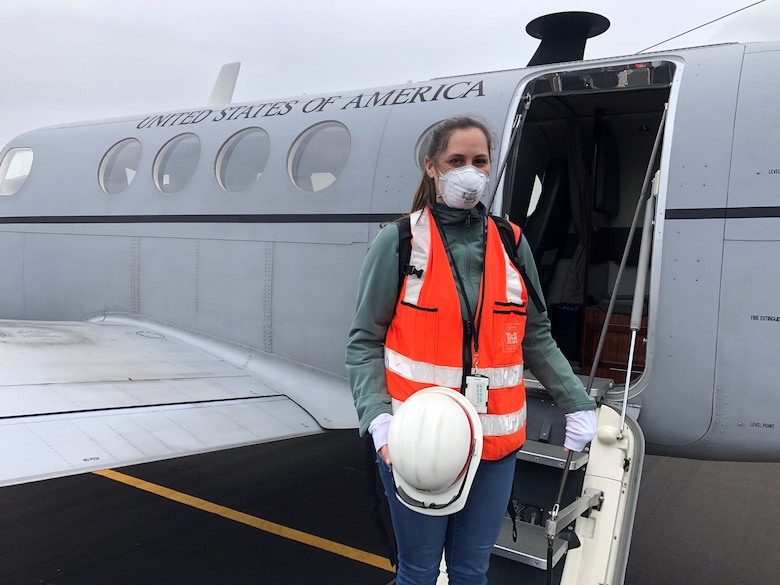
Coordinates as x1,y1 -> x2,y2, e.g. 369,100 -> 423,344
346,203 -> 595,436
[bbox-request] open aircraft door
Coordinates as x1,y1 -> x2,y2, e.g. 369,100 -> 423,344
486,66 -> 654,585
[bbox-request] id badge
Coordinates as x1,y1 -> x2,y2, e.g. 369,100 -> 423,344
465,374 -> 489,414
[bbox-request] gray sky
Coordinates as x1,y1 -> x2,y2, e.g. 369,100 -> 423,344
1,0 -> 777,147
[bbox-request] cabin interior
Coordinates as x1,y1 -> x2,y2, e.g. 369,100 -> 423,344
504,61 -> 674,387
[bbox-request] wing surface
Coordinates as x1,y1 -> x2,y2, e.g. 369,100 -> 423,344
0,316 -> 356,486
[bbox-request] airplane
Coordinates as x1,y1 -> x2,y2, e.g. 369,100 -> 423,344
1,8 -> 779,585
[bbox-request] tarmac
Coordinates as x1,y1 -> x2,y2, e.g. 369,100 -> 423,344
1,430 -> 778,584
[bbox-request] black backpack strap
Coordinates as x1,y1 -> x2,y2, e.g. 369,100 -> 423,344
491,216 -> 547,314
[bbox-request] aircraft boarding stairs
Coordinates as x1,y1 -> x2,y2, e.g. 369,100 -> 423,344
488,374 -> 644,585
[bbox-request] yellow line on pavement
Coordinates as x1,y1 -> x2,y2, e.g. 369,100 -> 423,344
93,468 -> 394,573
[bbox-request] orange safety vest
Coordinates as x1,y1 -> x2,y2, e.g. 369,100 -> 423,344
385,207 -> 528,461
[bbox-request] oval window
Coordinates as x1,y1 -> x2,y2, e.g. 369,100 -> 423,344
153,133 -> 201,193
216,128 -> 270,193
0,147 -> 34,196
414,124 -> 437,172
288,121 -> 350,192
98,138 -> 141,194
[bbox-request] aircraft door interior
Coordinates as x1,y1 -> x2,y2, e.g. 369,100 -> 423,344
502,62 -> 674,382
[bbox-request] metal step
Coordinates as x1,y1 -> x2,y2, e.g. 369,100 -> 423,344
493,517 -> 568,569
517,439 -> 589,469
524,373 -> 613,400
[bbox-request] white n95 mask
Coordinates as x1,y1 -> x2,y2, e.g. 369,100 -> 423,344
437,166 -> 489,210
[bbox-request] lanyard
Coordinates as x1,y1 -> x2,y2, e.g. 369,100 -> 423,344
431,208 -> 488,370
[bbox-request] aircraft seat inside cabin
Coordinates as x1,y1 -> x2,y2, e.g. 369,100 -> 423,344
523,157 -> 571,297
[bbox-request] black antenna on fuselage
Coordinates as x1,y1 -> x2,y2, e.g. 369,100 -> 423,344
526,11 -> 610,66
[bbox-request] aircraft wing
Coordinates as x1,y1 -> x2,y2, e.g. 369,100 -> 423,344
0,315 -> 357,487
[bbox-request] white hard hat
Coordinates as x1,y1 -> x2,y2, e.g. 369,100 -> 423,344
388,387 -> 483,516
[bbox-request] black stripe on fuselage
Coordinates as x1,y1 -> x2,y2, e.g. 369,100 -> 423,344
0,208 -> 778,224
666,207 -> 780,220
0,213 -> 403,224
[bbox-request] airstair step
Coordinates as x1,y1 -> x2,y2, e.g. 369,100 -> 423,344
493,517 -> 568,569
518,439 -> 589,469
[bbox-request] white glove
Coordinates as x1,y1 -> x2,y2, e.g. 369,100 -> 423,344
564,410 -> 597,452
368,412 -> 393,453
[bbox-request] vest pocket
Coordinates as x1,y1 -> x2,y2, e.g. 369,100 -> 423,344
397,302 -> 439,359
491,302 -> 526,366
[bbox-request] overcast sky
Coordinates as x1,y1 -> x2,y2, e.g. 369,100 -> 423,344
0,0 -> 777,147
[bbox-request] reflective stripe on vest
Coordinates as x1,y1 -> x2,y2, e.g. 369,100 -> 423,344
385,346 -> 525,389
392,397 -> 527,437
402,209 -> 431,306
502,238 -> 524,306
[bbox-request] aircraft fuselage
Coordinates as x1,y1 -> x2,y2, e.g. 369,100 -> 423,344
1,40 -> 779,462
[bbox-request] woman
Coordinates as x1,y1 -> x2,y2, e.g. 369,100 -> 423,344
346,115 -> 596,585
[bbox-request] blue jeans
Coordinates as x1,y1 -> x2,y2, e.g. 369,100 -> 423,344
377,452 -> 515,585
